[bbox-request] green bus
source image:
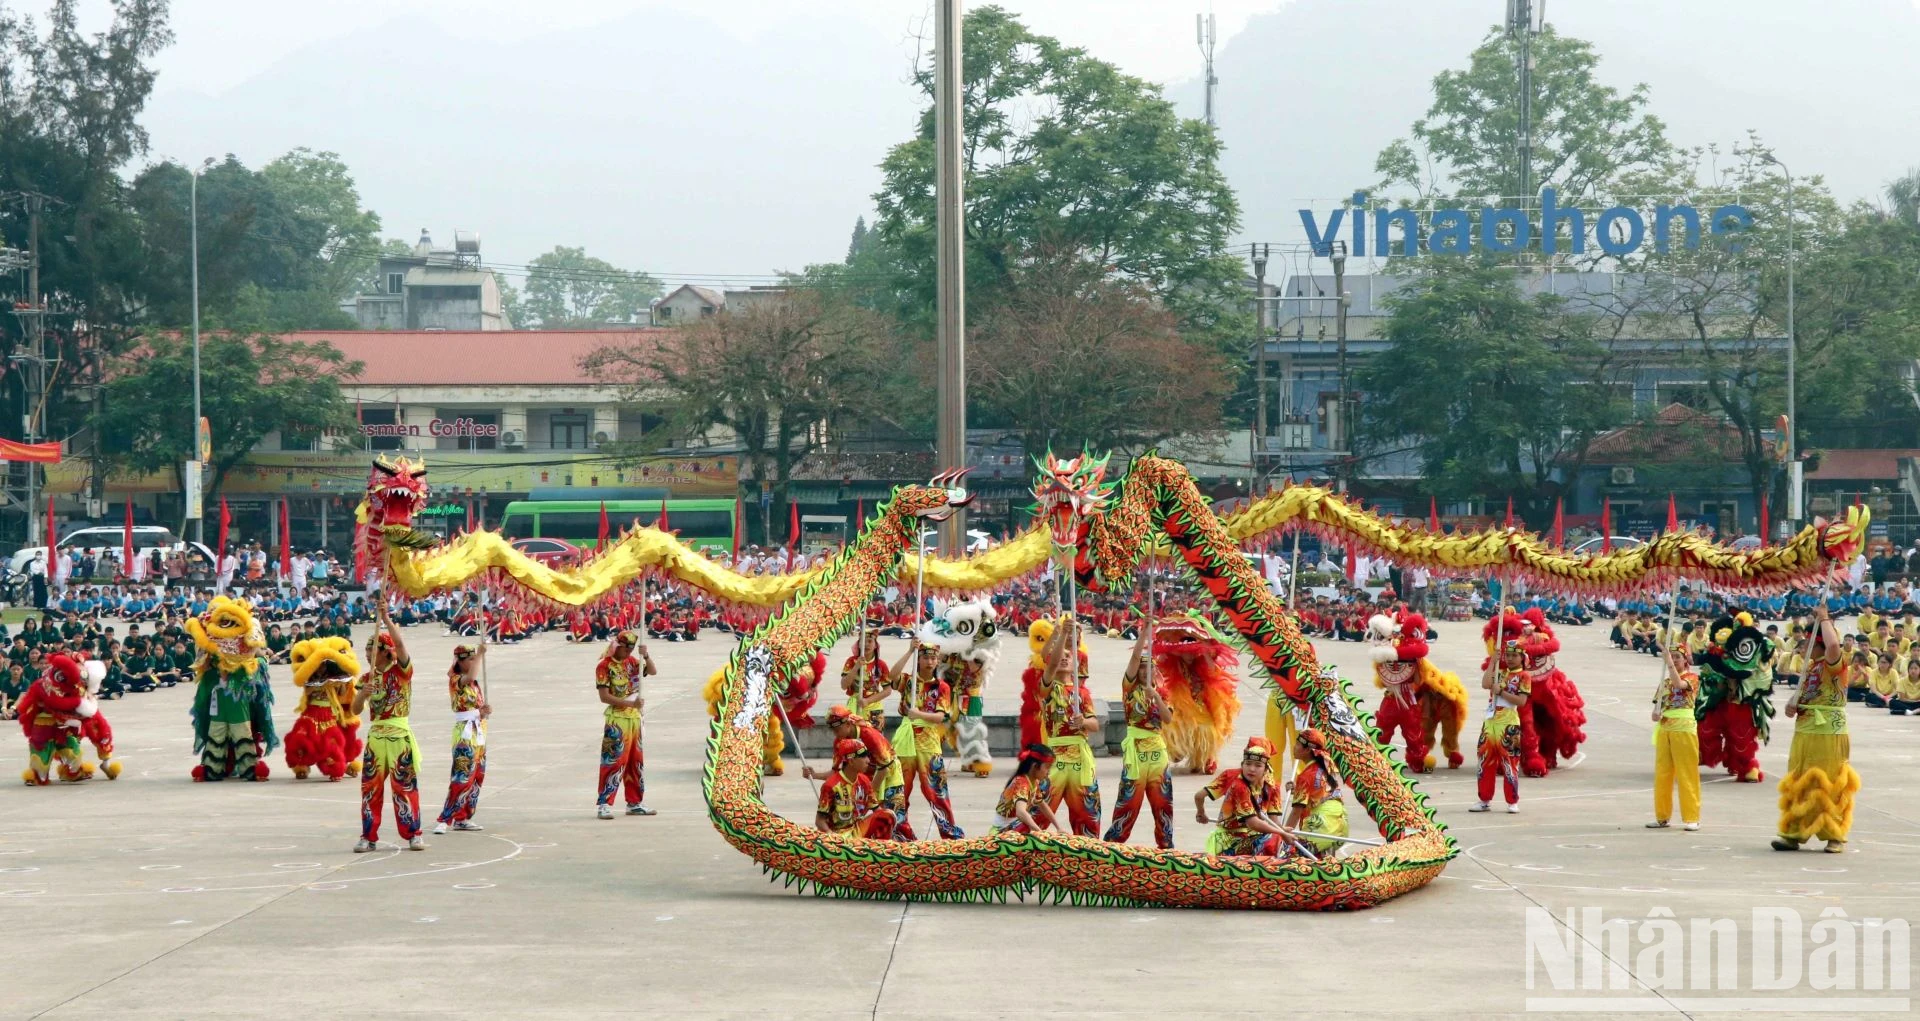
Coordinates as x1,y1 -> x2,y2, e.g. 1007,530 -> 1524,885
498,499 -> 737,553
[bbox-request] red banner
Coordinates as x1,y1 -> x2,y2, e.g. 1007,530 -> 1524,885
0,439 -> 60,464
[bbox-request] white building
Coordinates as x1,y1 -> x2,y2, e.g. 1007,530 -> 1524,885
351,229 -> 511,331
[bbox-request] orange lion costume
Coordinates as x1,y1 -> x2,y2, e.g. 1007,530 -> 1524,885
1153,611 -> 1242,775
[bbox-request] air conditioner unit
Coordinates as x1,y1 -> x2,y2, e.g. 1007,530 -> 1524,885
593,431 -> 611,446
1609,466 -> 1636,486
500,430 -> 521,448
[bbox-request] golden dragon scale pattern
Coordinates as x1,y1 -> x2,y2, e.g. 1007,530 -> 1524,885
383,487 -> 1868,609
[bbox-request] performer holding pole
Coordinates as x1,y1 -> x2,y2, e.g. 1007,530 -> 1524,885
1773,605 -> 1859,853
432,640 -> 489,834
594,630 -> 656,819
1648,634 -> 1702,831
354,599 -> 425,851
1471,597 -> 1528,814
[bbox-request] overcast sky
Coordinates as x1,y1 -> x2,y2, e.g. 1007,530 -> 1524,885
34,0 -> 1920,287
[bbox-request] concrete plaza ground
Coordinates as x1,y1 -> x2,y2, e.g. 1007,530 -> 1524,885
4,614 -> 1919,1019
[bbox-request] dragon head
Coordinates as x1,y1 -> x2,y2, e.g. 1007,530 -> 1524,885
909,468 -> 975,522
186,596 -> 267,674
1031,448 -> 1114,550
290,636 -> 362,688
1151,610 -> 1234,662
359,455 -> 430,530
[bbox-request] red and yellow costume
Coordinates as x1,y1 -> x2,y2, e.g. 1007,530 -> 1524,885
597,647 -> 647,810
827,704 -> 902,841
1019,617 -> 1084,750
1153,612 -> 1241,775
359,644 -> 422,843
817,738 -> 884,837
283,637 -> 362,781
1103,643 -> 1174,848
17,655 -> 97,785
437,647 -> 487,826
1483,609 -> 1587,777
1476,640 -> 1532,807
1369,611 -> 1469,773
841,632 -> 893,730
1040,661 -> 1103,838
1653,658 -> 1702,826
892,653 -> 963,840
1201,739 -> 1285,856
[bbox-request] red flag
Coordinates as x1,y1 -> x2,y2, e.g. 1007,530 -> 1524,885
1601,498 -> 1613,553
1345,546 -> 1358,585
279,498 -> 291,579
355,397 -> 363,423
123,497 -> 134,575
44,492 -> 54,552
1666,494 -> 1679,534
1759,498 -> 1770,548
1428,496 -> 1440,533
597,500 -> 610,552
1504,495 -> 1515,530
1550,498 -> 1565,548
788,499 -> 801,552
465,501 -> 474,534
856,499 -> 866,532
658,498 -> 669,530
732,496 -> 743,559
218,496 -> 231,557
353,522 -> 367,583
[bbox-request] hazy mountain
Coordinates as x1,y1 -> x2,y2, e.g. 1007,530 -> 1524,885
1173,0 -> 1920,257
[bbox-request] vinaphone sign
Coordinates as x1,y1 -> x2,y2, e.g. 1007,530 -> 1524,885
1300,189 -> 1755,258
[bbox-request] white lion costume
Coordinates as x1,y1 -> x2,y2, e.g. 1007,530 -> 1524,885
917,600 -> 1001,777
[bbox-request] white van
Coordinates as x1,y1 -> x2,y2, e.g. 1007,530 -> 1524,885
9,525 -> 216,579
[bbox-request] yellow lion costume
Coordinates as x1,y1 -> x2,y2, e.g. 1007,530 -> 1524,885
285,637 -> 364,781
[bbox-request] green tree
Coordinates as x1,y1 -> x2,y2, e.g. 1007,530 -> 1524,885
872,5 -> 1243,345
583,289 -> 905,544
95,332 -> 361,525
1357,260 -> 1620,518
972,249 -> 1230,465
1374,25 -> 1673,208
521,245 -> 661,327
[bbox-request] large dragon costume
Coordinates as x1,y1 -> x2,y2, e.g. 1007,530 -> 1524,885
361,454 -> 1867,910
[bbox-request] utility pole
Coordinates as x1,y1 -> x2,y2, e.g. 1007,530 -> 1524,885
935,0 -> 966,553
1196,12 -> 1218,128
23,196 -> 43,545
1507,0 -> 1538,211
1330,241 -> 1350,493
1250,244 -> 1270,475
190,163 -> 205,543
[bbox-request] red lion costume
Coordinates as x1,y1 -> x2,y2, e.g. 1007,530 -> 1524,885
1484,609 -> 1587,777
1370,610 -> 1469,773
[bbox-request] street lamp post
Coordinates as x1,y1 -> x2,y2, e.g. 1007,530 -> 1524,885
1760,153 -> 1796,535
190,160 -> 207,543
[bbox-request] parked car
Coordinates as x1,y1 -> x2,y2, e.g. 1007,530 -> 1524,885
10,524 -> 216,580
1570,535 -> 1646,556
509,536 -> 581,566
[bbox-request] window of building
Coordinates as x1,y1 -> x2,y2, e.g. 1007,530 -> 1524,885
550,413 -> 589,450
386,272 -> 404,295
700,305 -> 716,316
439,411 -> 499,451
657,306 -> 673,321
360,407 -> 404,451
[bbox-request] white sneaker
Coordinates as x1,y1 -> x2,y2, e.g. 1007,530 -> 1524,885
1646,820 -> 1670,828
406,836 -> 427,851
432,822 -> 449,835
597,804 -> 614,820
1683,822 -> 1700,831
626,805 -> 656,817
453,821 -> 484,831
353,838 -> 377,853
1468,801 -> 1492,813
1507,803 -> 1520,814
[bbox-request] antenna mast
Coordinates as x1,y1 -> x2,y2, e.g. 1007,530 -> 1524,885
1196,12 -> 1218,128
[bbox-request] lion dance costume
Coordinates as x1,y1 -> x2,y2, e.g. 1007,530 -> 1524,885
18,654 -> 112,784
1693,613 -> 1775,783
919,600 -> 1000,777
1483,609 -> 1587,777
188,597 -> 278,782
1154,611 -> 1242,775
284,637 -> 363,781
1368,611 -> 1468,773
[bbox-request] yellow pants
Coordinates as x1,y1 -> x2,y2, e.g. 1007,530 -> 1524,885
1652,729 -> 1701,824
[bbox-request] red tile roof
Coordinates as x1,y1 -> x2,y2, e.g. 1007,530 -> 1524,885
1807,448 -> 1920,481
1580,404 -> 1745,463
291,329 -> 664,386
